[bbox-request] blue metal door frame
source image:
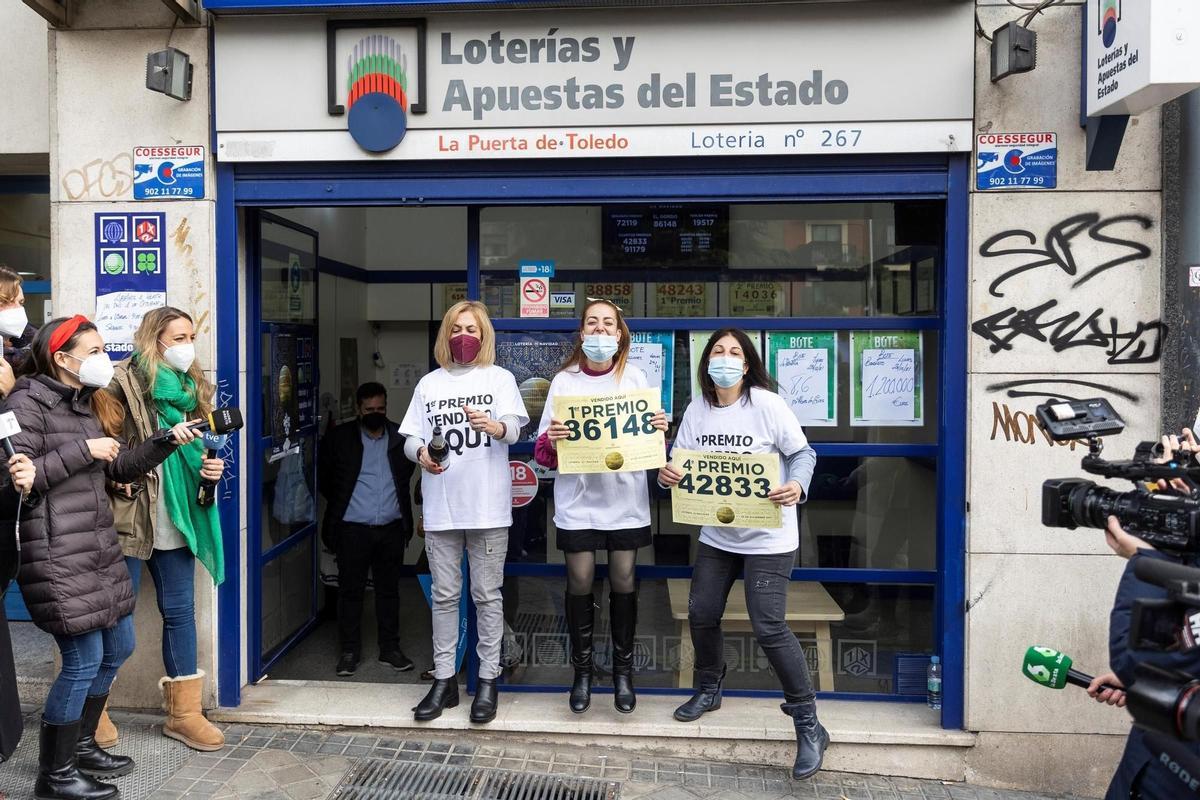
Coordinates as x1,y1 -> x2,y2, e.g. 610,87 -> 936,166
213,154 -> 968,728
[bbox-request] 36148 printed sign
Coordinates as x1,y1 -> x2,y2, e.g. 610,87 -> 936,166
975,133 -> 1056,190
133,145 -> 205,200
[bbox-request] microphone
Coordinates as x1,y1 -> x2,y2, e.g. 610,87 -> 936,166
196,431 -> 228,508
0,411 -> 20,460
1134,557 -> 1200,588
1021,645 -> 1121,692
152,407 -> 243,444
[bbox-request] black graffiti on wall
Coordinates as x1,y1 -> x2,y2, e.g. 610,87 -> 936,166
972,300 -> 1166,365
984,378 -> 1141,404
979,212 -> 1153,298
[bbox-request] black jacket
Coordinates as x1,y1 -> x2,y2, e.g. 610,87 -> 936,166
1105,550 -> 1200,799
318,418 -> 414,549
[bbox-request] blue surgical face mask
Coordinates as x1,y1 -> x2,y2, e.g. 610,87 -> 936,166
707,356 -> 745,389
582,334 -> 619,363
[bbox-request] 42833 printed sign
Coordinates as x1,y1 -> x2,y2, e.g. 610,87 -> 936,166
553,387 -> 665,474
669,449 -> 781,529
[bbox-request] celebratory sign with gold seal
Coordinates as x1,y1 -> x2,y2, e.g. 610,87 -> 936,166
670,449 -> 782,528
553,388 -> 666,474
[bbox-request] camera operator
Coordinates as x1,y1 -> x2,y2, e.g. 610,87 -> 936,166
1098,430 -> 1200,800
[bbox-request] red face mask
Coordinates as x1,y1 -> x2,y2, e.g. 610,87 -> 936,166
450,333 -> 482,364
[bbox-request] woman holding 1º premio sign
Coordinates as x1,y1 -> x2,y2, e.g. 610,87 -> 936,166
534,298 -> 668,716
657,328 -> 823,780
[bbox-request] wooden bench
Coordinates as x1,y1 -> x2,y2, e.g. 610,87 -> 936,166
666,579 -> 845,692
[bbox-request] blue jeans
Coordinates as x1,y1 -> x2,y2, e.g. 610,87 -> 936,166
127,548 -> 198,677
44,615 -> 135,724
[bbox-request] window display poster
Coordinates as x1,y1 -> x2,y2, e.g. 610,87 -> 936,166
295,334 -> 316,431
584,282 -> 635,314
495,332 -> 577,442
628,331 -> 675,419
766,331 -> 837,427
850,330 -> 923,427
269,329 -> 299,455
654,282 -> 708,318
729,281 -> 787,317
688,330 -> 763,402
338,337 -> 359,420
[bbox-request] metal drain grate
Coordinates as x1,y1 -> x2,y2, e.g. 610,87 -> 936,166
333,758 -> 621,800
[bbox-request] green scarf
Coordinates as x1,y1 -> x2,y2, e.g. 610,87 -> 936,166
147,362 -> 224,585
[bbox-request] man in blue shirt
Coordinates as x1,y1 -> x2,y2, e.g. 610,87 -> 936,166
318,382 -> 415,677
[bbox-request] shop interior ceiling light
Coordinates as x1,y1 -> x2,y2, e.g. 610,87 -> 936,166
990,21 -> 1037,82
145,47 -> 193,102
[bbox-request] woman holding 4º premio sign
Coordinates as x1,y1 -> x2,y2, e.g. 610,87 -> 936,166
657,328 -> 823,781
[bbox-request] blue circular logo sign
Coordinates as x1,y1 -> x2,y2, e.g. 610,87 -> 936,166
345,35 -> 410,153
1002,149 -> 1025,175
156,161 -> 176,185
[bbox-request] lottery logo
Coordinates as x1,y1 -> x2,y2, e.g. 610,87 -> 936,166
345,35 -> 411,153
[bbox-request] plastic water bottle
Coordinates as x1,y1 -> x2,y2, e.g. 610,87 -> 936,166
927,655 -> 942,710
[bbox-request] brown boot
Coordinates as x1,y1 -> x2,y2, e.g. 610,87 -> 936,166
159,671 -> 225,752
94,703 -> 118,750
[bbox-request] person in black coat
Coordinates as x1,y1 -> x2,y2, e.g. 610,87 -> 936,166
0,355 -> 38,761
318,382 -> 415,678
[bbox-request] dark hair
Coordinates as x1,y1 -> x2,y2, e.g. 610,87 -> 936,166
356,382 -> 387,405
697,328 -> 776,408
22,316 -> 125,436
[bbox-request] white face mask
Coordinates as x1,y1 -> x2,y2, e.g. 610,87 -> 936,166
0,306 -> 28,338
160,341 -> 196,373
62,352 -> 115,388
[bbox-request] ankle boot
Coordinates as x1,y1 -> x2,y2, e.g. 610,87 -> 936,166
470,678 -> 498,724
610,591 -> 637,714
160,671 -> 225,751
673,665 -> 726,722
34,719 -> 118,800
413,678 -> 459,721
780,700 -> 830,780
565,593 -> 595,714
75,694 -> 134,778
94,701 -> 117,750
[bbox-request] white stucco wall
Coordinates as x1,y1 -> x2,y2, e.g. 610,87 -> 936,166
0,4 -> 49,158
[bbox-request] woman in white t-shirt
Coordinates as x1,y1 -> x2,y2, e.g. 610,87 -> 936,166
534,299 -> 668,715
657,328 -> 824,781
400,301 -> 529,725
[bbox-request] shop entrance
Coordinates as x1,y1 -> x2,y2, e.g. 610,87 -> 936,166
226,157 -> 968,727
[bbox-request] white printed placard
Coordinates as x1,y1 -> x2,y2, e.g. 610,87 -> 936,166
850,331 -> 923,427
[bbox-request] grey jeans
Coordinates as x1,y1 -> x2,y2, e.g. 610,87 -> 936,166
425,527 -> 508,680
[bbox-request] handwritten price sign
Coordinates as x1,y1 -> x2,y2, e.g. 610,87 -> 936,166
670,449 -> 781,528
553,387 -> 665,474
850,330 -> 923,427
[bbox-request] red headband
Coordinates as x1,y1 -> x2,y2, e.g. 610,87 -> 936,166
49,315 -> 89,354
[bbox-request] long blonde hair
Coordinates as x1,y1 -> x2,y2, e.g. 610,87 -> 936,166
133,306 -> 214,417
559,299 -> 630,380
433,300 -> 496,370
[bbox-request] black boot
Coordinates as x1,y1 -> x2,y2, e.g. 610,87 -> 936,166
565,593 -> 595,714
673,665 -> 726,722
75,694 -> 134,778
470,678 -> 498,724
781,700 -> 830,780
610,591 -> 637,714
412,679 -> 459,721
34,719 -> 118,800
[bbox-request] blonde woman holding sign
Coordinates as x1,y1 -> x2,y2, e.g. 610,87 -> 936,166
657,328 -> 822,780
534,299 -> 667,715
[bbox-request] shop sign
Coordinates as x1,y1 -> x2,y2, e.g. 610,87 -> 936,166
1086,0 -> 1200,118
214,4 -> 974,161
519,260 -> 553,318
93,212 -> 167,359
132,145 -> 205,199
975,133 -> 1056,191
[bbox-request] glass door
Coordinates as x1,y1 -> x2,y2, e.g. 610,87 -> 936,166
251,211 -> 321,677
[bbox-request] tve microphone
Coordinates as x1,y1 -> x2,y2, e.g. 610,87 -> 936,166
0,411 -> 21,459
152,407 -> 244,444
1021,645 -> 1120,692
196,431 -> 228,508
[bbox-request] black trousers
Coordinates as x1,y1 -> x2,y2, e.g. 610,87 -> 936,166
336,520 -> 404,656
688,541 -> 815,703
